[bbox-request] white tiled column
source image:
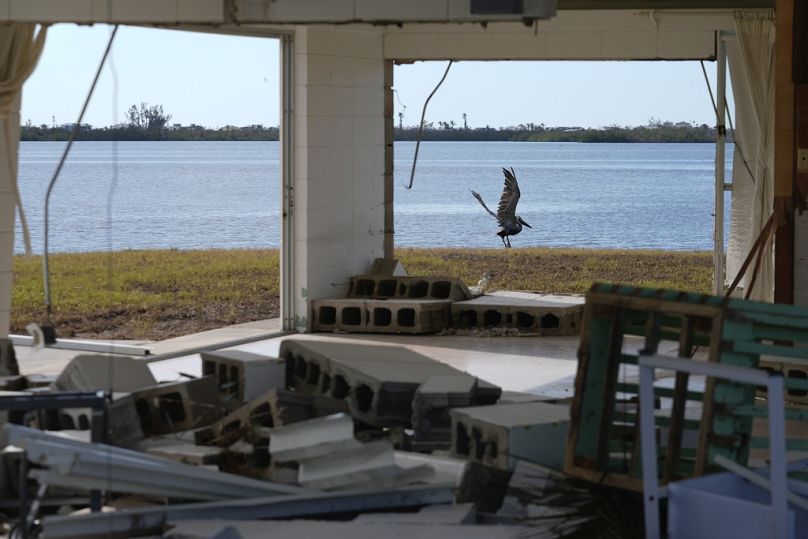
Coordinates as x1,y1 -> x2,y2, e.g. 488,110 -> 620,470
0,101 -> 21,338
288,26 -> 386,330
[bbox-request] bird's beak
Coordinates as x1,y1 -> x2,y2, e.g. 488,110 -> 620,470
519,217 -> 532,229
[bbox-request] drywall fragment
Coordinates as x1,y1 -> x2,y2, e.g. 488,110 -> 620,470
52,354 -> 156,392
269,412 -> 358,463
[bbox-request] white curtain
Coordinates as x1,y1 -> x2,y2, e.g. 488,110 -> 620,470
0,23 -> 47,255
0,23 -> 47,337
725,12 -> 775,301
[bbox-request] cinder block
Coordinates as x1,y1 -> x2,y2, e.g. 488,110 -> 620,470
451,292 -> 584,336
132,376 -> 222,436
58,392 -> 144,447
450,402 -> 570,471
52,354 -> 157,392
411,374 -> 480,451
281,339 -> 500,427
195,388 -> 348,448
758,357 -> 808,405
200,349 -> 286,411
311,298 -> 452,334
348,274 -> 471,301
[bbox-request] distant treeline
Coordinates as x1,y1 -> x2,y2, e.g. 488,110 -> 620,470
21,124 -> 280,142
394,121 -> 730,143
21,120 -> 728,144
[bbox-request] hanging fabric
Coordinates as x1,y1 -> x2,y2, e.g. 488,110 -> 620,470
0,23 -> 47,337
0,23 -> 47,257
725,11 -> 775,301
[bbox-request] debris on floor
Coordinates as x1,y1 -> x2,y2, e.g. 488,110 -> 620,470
5,283 -> 807,538
0,335 -> 589,539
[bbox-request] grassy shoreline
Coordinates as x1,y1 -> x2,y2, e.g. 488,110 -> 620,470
11,247 -> 711,340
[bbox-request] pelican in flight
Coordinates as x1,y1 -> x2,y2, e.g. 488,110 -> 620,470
471,167 -> 532,248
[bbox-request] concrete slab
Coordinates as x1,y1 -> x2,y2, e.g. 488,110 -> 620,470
146,319 -> 281,356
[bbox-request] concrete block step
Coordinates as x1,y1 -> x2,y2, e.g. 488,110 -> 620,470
450,401 -> 570,471
348,274 -> 471,301
451,292 -> 584,335
311,298 -> 452,334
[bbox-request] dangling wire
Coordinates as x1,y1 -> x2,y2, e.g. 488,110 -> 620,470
42,25 -> 119,319
699,60 -> 755,185
405,60 -> 453,190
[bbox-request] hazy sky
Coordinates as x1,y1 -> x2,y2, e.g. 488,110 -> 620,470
22,24 -> 727,129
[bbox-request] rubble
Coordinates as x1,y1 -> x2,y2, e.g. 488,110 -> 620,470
311,297 -> 453,334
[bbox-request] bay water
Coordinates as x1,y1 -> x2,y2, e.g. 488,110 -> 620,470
14,141 -> 731,253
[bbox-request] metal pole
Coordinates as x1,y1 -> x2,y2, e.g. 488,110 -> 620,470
714,36 -> 727,295
280,33 -> 295,331
639,361 -> 661,539
766,375 -> 788,539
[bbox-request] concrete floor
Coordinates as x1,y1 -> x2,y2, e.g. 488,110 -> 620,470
13,320 -> 583,398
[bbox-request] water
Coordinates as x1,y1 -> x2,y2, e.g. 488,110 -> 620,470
14,140 -> 731,253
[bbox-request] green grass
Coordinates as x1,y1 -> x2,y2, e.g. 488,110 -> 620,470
11,247 -> 711,340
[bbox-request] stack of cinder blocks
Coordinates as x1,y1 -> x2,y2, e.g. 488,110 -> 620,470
281,339 -> 500,428
310,275 -> 472,334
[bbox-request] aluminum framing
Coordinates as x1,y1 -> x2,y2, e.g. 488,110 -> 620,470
41,484 -> 454,539
638,353 -> 788,539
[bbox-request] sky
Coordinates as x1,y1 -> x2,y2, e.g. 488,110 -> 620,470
22,24 -> 729,130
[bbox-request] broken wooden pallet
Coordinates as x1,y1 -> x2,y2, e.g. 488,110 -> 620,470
564,283 -> 808,492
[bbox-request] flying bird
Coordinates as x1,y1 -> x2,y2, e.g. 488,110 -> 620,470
471,167 -> 532,248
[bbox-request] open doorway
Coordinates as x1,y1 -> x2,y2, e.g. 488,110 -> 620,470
12,25 -> 282,342
391,59 -> 734,296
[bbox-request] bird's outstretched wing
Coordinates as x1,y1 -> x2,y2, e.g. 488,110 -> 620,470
497,167 -> 521,224
471,190 -> 498,220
